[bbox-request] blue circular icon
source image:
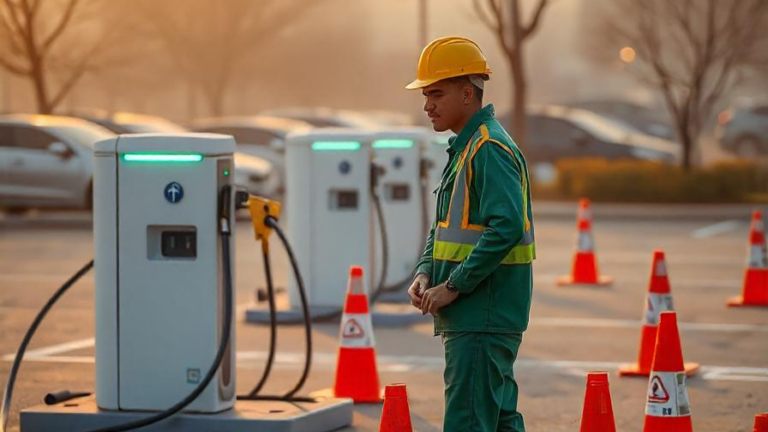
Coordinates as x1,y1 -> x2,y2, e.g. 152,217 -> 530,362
164,182 -> 184,203
339,160 -> 352,175
393,156 -> 404,170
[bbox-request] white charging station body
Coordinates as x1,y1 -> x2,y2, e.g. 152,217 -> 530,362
92,133 -> 236,414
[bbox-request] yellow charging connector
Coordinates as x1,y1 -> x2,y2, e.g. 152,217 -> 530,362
247,196 -> 282,253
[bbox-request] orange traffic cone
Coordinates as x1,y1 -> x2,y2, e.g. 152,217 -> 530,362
579,372 -> 616,432
379,384 -> 413,432
558,198 -> 613,286
754,413 -> 768,432
620,251 -> 699,377
728,210 -> 768,307
333,266 -> 381,403
643,312 -> 693,432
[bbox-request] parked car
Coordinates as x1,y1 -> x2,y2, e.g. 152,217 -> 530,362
70,110 -> 280,197
66,109 -> 188,135
716,102 -> 768,157
0,114 -> 115,210
522,106 -> 680,181
189,116 -> 311,195
261,107 -> 382,129
563,99 -> 677,141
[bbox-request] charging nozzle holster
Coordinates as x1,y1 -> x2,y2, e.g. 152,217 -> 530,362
246,196 -> 282,252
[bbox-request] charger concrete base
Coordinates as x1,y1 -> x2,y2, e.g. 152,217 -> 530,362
21,396 -> 353,432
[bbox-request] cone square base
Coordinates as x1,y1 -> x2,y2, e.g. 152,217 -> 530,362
557,275 -> 614,287
618,362 -> 700,377
310,387 -> 383,404
727,296 -> 768,307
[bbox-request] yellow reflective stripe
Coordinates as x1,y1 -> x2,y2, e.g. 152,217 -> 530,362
433,241 -> 536,264
501,243 -> 536,264
433,240 -> 474,263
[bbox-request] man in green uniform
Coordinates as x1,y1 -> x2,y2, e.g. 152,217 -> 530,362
405,36 -> 535,432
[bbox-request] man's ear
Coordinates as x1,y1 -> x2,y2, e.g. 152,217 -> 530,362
463,85 -> 473,105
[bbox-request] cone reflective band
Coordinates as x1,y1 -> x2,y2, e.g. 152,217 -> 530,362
621,251 -> 698,377
579,372 -> 616,432
379,384 -> 413,432
333,266 -> 381,403
728,210 -> 768,307
558,198 -> 613,287
643,312 -> 693,432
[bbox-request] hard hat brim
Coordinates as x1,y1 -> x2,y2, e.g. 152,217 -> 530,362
405,72 -> 492,90
405,78 -> 440,90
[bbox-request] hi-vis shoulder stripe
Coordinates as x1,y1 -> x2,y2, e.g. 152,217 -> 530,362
645,371 -> 691,418
644,293 -> 674,326
339,313 -> 375,349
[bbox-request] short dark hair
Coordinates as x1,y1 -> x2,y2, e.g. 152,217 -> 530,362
446,76 -> 483,103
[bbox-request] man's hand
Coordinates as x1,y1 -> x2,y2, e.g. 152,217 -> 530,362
408,273 -> 430,309
421,283 -> 459,316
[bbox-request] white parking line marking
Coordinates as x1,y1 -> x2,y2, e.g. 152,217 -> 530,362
5,352 -> 767,382
5,315 -> 765,363
1,338 -> 95,361
692,220 -> 743,239
533,317 -> 768,332
0,274 -> 93,283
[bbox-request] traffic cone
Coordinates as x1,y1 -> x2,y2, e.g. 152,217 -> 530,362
643,312 -> 693,432
333,266 -> 381,403
754,413 -> 768,432
558,198 -> 613,286
579,372 -> 616,432
379,384 -> 413,432
728,210 -> 768,307
620,251 -> 699,377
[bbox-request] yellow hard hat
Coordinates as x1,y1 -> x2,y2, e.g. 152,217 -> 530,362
406,36 -> 492,90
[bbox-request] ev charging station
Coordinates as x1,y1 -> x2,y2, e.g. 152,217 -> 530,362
92,134 -> 237,413
371,127 -> 433,290
16,133 -> 352,432
422,131 -> 451,219
283,129 -> 375,312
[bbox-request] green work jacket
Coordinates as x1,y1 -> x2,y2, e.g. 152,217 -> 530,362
415,104 -> 535,334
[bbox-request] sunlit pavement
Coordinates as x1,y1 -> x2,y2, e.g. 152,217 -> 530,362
1,208 -> 766,431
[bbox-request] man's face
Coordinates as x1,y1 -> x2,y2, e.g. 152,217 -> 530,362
422,80 -> 466,132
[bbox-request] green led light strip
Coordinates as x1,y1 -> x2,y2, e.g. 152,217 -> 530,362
122,153 -> 204,162
311,141 -> 361,151
373,139 -> 414,149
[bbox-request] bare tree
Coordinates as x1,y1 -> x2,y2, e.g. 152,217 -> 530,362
139,0 -> 327,118
602,0 -> 768,170
0,0 -> 124,114
473,0 -> 553,151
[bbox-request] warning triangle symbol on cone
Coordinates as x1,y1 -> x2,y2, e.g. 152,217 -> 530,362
647,375 -> 670,404
343,318 -> 365,339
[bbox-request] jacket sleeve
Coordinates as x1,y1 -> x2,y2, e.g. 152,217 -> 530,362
448,140 -> 525,293
413,222 -> 435,279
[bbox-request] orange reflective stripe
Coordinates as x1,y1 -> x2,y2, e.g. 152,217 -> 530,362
439,144 -> 472,228
463,126 -> 490,229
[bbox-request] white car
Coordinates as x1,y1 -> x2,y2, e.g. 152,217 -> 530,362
189,115 -> 312,196
0,114 -> 115,210
70,110 -> 280,197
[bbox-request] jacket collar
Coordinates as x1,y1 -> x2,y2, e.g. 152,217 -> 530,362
448,104 -> 495,153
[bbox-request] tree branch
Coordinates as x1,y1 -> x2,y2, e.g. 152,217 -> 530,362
0,54 -> 27,75
472,0 -> 499,33
522,0 -> 550,40
42,0 -> 79,54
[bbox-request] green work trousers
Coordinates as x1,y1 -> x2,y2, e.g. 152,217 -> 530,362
442,332 -> 525,432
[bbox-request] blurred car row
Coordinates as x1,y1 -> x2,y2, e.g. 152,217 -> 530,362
1,98 -> 765,211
